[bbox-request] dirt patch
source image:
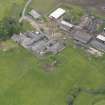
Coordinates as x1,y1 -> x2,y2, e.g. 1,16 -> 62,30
0,42 -> 4,49
43,64 -> 55,72
42,60 -> 58,72
0,40 -> 18,52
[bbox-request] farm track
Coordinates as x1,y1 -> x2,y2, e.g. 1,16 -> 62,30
19,0 -> 32,23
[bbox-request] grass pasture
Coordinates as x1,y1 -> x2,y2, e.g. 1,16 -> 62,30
30,0 -> 57,14
0,0 -> 25,20
0,41 -> 105,105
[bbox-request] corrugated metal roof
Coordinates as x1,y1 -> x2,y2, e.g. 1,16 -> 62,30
61,20 -> 73,28
96,34 -> 105,42
29,9 -> 41,19
90,40 -> 105,52
49,8 -> 66,19
73,31 -> 92,44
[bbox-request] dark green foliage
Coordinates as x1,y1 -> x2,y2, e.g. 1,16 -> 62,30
63,4 -> 84,24
63,13 -> 72,22
0,17 -> 22,40
97,23 -> 105,33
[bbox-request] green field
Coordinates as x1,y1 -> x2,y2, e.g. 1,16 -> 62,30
0,0 -> 105,105
0,0 -> 57,31
0,0 -> 56,20
0,40 -> 105,105
30,0 -> 56,14
0,0 -> 25,20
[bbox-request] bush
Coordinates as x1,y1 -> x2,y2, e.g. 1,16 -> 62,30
63,4 -> 84,24
0,17 -> 22,40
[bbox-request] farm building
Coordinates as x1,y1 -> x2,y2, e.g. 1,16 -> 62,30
11,34 -> 21,43
49,8 -> 66,20
59,20 -> 74,31
31,40 -> 47,55
90,39 -> 105,52
96,34 -> 105,43
11,31 -> 65,56
12,32 -> 47,49
73,30 -> 93,44
45,40 -> 65,54
29,9 -> 41,19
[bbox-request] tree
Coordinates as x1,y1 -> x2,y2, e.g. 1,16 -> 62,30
0,17 -> 22,40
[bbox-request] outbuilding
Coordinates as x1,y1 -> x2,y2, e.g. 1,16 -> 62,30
29,9 -> 41,19
90,39 -> 105,52
59,20 -> 74,31
96,34 -> 105,43
46,40 -> 65,54
49,8 -> 66,20
73,30 -> 92,44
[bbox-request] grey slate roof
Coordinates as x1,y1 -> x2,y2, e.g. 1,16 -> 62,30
31,40 -> 47,53
47,42 -> 65,54
90,39 -> 105,52
11,31 -> 65,55
45,40 -> 65,54
11,34 -> 21,43
29,9 -> 41,19
73,31 -> 92,44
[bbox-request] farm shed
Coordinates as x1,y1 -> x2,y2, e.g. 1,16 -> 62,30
29,9 -> 41,19
12,31 -> 65,56
11,34 -> 21,43
46,40 -> 65,54
61,20 -> 73,28
73,31 -> 92,44
96,34 -> 105,43
31,40 -> 47,54
59,20 -> 74,31
90,40 -> 105,52
12,31 -> 48,49
49,8 -> 66,19
24,32 -> 47,42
